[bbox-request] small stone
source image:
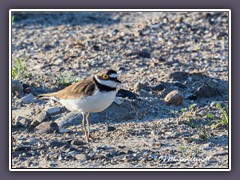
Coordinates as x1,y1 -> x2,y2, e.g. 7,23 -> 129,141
106,126 -> 116,132
45,107 -> 61,116
35,122 -> 59,134
89,149 -> 95,157
75,154 -> 88,161
138,49 -> 151,58
59,128 -> 72,133
185,93 -> 197,100
30,120 -> 40,128
169,72 -> 188,81
50,141 -> 66,148
174,82 -> 187,89
213,152 -> 228,156
194,84 -> 220,98
20,93 -> 38,104
151,83 -> 165,91
164,90 -> 184,105
37,111 -> 50,122
12,80 -> 23,95
15,116 -> 31,128
71,139 -> 86,146
133,82 -> 150,92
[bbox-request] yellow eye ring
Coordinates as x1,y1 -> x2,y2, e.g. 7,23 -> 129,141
102,74 -> 109,79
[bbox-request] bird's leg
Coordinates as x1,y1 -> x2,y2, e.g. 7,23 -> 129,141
86,112 -> 91,138
81,112 -> 88,142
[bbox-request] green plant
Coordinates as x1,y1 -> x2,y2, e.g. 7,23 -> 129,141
216,103 -> 228,126
180,104 -> 210,141
207,103 -> 228,127
189,121 -> 210,141
12,57 -> 27,79
12,15 -> 15,25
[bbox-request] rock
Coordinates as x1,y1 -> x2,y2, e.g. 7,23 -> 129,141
168,72 -> 188,81
12,80 -> 23,95
37,111 -> 50,122
106,126 -> 116,132
194,84 -> 220,98
55,113 -> 82,127
30,120 -> 40,128
89,149 -> 95,157
71,139 -> 86,146
151,83 -> 165,91
185,92 -> 197,100
133,82 -> 150,92
117,89 -> 138,100
20,93 -> 38,104
59,128 -> 72,133
15,116 -> 31,128
138,49 -> 151,58
213,152 -> 228,156
49,141 -> 66,148
24,87 -> 33,94
164,90 -> 184,105
45,107 -> 61,116
35,122 -> 59,134
174,82 -> 187,89
75,154 -> 89,161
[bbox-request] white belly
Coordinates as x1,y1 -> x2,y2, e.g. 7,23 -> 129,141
59,90 -> 117,112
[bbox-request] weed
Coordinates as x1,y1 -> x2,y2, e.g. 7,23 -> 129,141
12,57 -> 27,79
216,103 -> 228,126
12,15 -> 15,25
207,103 -> 228,127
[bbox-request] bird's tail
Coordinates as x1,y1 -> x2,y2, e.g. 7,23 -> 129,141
37,92 -> 58,100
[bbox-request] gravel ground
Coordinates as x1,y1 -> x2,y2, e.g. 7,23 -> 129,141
11,11 -> 229,169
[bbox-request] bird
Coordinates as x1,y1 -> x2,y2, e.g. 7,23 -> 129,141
38,69 -> 121,142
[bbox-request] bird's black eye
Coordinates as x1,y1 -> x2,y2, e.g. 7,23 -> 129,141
102,74 -> 109,79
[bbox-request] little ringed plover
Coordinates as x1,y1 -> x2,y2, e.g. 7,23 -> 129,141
38,69 -> 121,142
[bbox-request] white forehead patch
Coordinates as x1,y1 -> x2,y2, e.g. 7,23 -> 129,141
109,74 -> 117,78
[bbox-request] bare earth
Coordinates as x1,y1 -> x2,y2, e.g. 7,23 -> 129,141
11,11 -> 229,169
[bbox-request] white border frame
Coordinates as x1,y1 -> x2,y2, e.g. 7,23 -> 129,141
9,9 -> 231,171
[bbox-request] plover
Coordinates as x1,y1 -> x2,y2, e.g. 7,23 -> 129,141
38,69 -> 121,142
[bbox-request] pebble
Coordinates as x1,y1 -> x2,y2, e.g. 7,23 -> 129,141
45,107 -> 61,116
164,90 -> 184,105
133,82 -> 150,92
37,111 -> 50,122
106,126 -> 116,132
71,139 -> 86,146
15,116 -> 31,128
12,80 -> 23,95
169,72 -> 188,81
194,84 -> 220,98
20,93 -> 38,104
35,122 -> 59,134
75,154 -> 89,161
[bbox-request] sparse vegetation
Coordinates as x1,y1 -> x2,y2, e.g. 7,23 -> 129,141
12,57 -> 32,80
181,104 -> 210,141
207,103 -> 228,127
12,15 -> 15,25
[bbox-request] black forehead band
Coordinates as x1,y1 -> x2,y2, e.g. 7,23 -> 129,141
107,70 -> 117,75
